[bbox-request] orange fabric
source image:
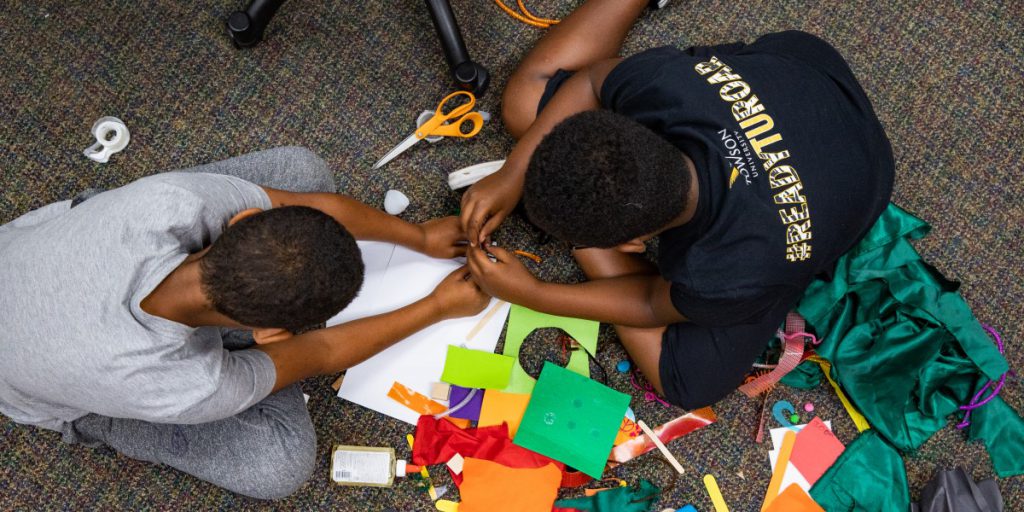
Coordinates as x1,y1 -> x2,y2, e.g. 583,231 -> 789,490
763,484 -> 826,512
459,458 -> 562,512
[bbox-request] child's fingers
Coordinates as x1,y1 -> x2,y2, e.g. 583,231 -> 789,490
478,212 -> 505,244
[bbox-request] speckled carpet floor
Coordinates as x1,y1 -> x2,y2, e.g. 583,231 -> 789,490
1,0 -> 1022,510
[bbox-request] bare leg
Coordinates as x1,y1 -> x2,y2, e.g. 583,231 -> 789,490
573,247 -> 667,394
502,0 -> 649,139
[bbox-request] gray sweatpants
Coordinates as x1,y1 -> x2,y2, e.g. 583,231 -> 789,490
63,147 -> 335,500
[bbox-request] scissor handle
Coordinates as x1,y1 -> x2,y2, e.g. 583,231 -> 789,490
415,91 -> 481,139
427,112 -> 484,138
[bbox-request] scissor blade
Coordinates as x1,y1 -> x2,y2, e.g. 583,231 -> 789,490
372,133 -> 420,169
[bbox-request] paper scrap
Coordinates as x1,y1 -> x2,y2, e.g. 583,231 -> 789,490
767,421 -> 832,493
388,381 -> 447,416
609,408 -> 717,464
788,417 -> 845,485
501,305 -> 599,394
328,242 -> 511,425
441,345 -> 514,389
762,430 -> 797,510
763,484 -> 825,512
477,389 -> 531,437
448,386 -> 484,421
458,458 -> 562,512
447,453 -> 465,475
513,363 -> 630,479
430,382 -> 452,401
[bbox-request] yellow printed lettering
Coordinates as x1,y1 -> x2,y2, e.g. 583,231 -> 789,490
694,56 -> 725,75
719,81 -> 752,102
750,133 -> 783,154
773,182 -> 806,204
786,221 -> 813,244
731,95 -> 765,122
739,113 -> 774,138
759,149 -> 790,170
786,242 -> 812,262
779,202 -> 810,224
707,67 -> 742,84
769,165 -> 800,188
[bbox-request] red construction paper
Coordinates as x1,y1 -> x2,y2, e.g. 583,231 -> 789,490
459,458 -> 561,512
788,417 -> 845,485
412,416 -> 564,485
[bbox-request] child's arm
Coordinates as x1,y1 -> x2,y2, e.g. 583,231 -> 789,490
255,267 -> 490,393
467,245 -> 685,327
261,187 -> 466,258
460,59 -> 621,246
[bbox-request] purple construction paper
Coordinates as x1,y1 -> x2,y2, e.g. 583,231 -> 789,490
448,386 -> 483,421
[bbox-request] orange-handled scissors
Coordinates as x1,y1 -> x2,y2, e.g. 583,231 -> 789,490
372,91 -> 484,169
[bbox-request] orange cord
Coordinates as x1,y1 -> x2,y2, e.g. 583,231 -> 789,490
493,0 -> 560,28
513,249 -> 543,264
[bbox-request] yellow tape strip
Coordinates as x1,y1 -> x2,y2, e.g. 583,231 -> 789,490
818,361 -> 871,432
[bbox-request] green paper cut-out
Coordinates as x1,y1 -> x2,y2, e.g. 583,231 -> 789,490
501,305 -> 600,394
513,362 -> 630,479
440,345 -> 515,389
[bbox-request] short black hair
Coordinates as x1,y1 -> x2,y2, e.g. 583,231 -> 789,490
200,206 -> 363,331
523,110 -> 690,248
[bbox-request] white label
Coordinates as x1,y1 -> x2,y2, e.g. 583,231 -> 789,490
331,449 -> 392,485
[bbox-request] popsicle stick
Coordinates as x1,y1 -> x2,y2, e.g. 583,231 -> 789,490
466,300 -> 507,341
637,420 -> 685,474
703,474 -> 730,512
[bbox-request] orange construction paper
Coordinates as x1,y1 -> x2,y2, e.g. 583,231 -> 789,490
763,484 -> 825,512
478,390 -> 531,437
614,417 -> 643,446
459,458 -> 561,512
387,381 -> 469,429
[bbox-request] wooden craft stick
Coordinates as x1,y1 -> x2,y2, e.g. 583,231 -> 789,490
762,430 -> 797,510
703,474 -> 730,512
466,300 -> 506,341
636,420 -> 685,474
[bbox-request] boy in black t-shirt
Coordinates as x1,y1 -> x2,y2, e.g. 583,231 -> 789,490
462,0 -> 893,408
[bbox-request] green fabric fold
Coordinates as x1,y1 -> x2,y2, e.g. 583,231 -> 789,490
554,480 -> 659,512
785,203 -> 1022,477
810,430 -> 910,511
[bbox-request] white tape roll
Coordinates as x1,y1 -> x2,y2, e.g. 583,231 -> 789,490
83,116 -> 130,163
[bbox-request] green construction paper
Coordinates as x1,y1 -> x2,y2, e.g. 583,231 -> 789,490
501,305 -> 600,394
513,362 -> 630,479
440,345 -> 514,389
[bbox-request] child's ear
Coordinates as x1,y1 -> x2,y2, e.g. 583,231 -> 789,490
228,208 -> 263,227
614,238 -> 647,254
252,327 -> 293,345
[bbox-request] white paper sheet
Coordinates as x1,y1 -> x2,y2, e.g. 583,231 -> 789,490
326,242 -> 511,425
765,421 -> 832,494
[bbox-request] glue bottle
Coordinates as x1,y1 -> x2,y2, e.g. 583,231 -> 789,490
330,445 -> 420,487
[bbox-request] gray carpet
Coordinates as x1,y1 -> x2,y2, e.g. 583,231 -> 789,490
1,0 -> 1022,510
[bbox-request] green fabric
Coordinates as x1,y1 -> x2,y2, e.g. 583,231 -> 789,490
788,203 -> 1023,476
810,430 -> 910,512
554,479 -> 659,512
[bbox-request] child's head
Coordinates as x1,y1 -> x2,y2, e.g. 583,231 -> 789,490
200,206 -> 364,331
523,110 -> 691,249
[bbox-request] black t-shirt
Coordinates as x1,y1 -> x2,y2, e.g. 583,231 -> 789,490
601,31 -> 894,327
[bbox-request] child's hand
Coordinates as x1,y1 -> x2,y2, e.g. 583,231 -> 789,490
466,244 -> 539,303
429,267 -> 491,320
418,216 -> 468,259
460,170 -> 523,247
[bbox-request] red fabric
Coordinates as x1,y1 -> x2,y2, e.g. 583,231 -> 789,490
413,416 -> 565,486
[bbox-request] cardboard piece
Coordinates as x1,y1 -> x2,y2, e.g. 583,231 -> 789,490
788,417 -> 845,485
448,386 -> 484,421
513,363 -> 630,478
501,305 -> 600,394
327,242 -> 511,425
458,458 -> 562,512
478,389 -> 531,437
441,346 -> 514,389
